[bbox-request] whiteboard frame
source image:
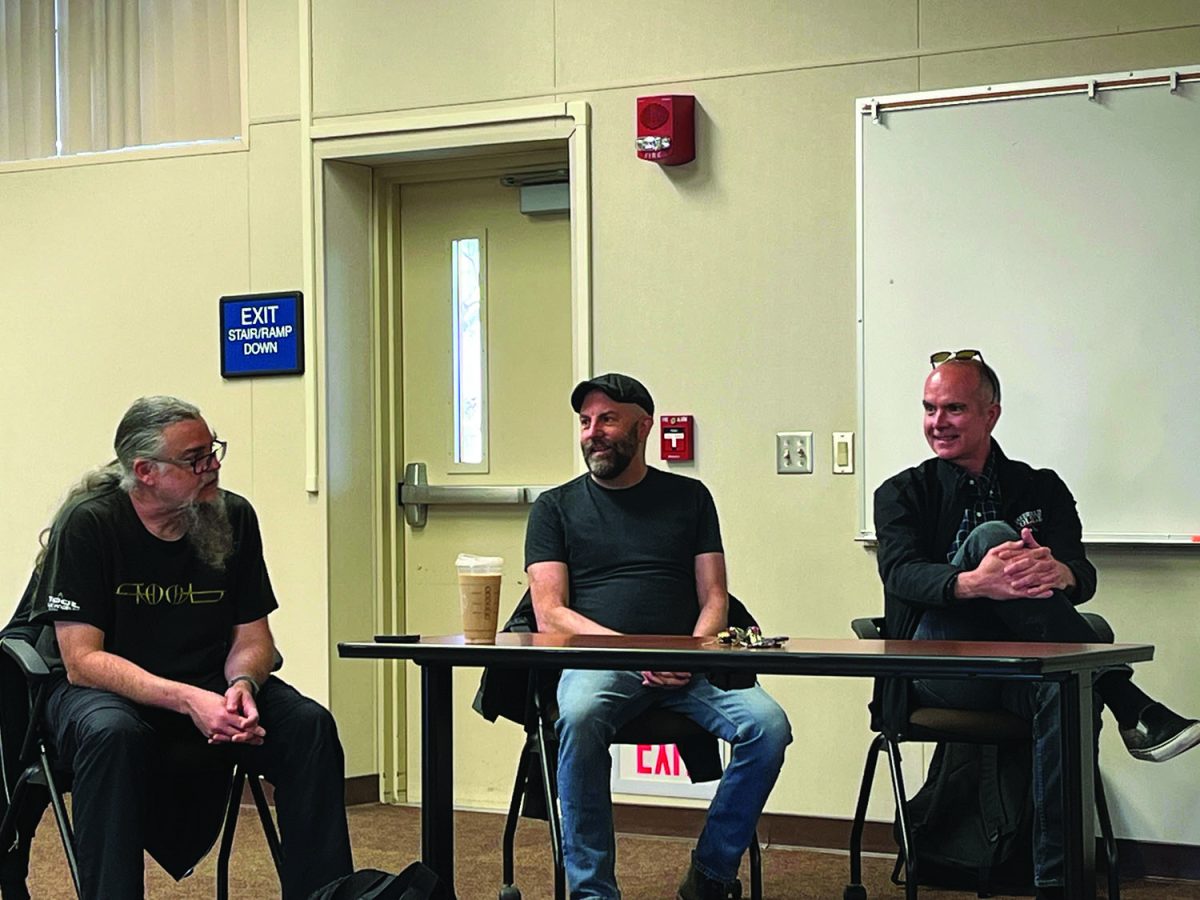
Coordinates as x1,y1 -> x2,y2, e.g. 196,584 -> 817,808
855,65 -> 1200,547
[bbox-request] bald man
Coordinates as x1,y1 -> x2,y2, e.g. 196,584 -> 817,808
874,351 -> 1199,899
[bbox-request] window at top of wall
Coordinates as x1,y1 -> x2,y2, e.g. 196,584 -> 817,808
0,0 -> 241,163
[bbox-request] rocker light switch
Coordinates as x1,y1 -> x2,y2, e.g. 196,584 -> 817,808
833,432 -> 854,474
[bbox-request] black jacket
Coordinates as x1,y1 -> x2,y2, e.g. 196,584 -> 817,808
870,441 -> 1097,733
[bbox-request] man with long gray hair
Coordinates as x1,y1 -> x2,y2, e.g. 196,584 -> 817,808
9,396 -> 352,899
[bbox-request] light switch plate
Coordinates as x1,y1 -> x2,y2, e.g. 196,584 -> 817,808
833,431 -> 854,474
776,432 -> 813,474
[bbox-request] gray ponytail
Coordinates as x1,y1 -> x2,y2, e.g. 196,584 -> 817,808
36,396 -> 202,568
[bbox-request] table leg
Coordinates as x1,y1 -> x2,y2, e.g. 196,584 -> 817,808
421,662 -> 456,898
1059,672 -> 1096,899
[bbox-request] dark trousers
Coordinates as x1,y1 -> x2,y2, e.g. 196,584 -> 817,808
44,675 -> 353,900
913,521 -> 1108,886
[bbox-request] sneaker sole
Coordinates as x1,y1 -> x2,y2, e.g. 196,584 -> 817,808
1131,720 -> 1200,762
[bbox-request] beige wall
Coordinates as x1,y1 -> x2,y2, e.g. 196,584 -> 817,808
2,0 -> 1198,843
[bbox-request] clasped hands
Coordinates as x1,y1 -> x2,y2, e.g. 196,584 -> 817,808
187,681 -> 267,745
641,670 -> 693,688
978,526 -> 1071,600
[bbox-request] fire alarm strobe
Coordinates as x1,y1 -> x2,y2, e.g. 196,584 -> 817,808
636,95 -> 695,166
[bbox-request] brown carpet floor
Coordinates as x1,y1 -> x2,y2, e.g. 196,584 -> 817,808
24,803 -> 1200,898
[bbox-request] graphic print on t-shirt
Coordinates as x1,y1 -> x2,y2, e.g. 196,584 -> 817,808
115,582 -> 225,605
32,489 -> 278,690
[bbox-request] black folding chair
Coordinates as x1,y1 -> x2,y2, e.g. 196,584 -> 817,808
499,673 -> 764,900
0,632 -> 284,899
480,593 -> 764,900
844,613 -> 1120,900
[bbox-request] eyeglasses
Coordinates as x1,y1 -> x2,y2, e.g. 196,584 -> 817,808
930,349 -> 985,367
150,439 -> 227,474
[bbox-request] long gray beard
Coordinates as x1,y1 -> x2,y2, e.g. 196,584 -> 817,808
183,494 -> 234,570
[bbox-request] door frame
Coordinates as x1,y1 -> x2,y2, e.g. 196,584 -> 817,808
311,102 -> 593,802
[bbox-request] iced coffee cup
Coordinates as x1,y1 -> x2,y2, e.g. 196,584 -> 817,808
455,554 -> 503,643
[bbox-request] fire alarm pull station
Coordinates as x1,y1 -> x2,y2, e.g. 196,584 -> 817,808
660,415 -> 694,461
636,95 -> 695,166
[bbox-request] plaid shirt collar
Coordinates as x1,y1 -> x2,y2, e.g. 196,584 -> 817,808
955,448 -> 998,498
946,446 -> 1003,561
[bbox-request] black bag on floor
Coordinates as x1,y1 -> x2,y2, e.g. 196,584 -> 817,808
307,862 -> 448,900
895,741 -> 1034,897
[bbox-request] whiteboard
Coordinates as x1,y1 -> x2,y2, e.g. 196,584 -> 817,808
856,67 -> 1200,543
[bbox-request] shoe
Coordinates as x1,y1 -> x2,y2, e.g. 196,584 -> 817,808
677,853 -> 742,900
1120,702 -> 1200,762
1035,887 -> 1065,899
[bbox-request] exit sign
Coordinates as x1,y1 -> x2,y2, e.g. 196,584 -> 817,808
220,291 -> 305,378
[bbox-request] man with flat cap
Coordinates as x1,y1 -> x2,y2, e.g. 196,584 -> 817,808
525,373 -> 791,900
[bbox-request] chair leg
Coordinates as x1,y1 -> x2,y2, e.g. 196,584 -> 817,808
501,740 -> 533,888
247,773 -> 283,875
883,740 -> 918,900
847,733 -> 885,895
533,707 -> 565,900
1095,768 -> 1119,900
0,767 -> 38,851
216,766 -> 246,900
38,750 -> 80,900
748,828 -> 762,900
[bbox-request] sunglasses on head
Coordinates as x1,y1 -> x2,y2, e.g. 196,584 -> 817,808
930,349 -> 985,368
929,349 -> 1001,402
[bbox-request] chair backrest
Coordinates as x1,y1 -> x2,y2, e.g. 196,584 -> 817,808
850,613 -> 1034,743
475,590 -> 760,724
850,617 -> 884,640
854,613 -> 1114,644
727,594 -> 757,630
1079,611 -> 1115,643
2,630 -> 62,765
479,590 -> 758,783
501,589 -> 538,633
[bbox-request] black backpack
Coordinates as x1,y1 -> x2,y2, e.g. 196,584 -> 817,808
895,741 -> 1034,897
307,862 -> 448,900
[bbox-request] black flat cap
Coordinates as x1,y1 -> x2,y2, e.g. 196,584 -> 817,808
570,373 -> 654,416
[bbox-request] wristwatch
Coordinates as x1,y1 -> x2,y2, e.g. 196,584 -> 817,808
228,674 -> 260,697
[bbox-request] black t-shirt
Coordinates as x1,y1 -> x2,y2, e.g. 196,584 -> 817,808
524,468 -> 723,635
31,488 -> 278,692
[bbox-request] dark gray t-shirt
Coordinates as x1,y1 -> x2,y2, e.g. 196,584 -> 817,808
524,468 -> 723,635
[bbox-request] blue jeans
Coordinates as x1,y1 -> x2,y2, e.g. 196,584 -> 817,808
913,521 -> 1103,888
555,669 -> 792,899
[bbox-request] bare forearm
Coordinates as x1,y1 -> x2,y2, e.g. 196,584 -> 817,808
527,561 -> 618,635
224,640 -> 275,687
538,604 -> 620,635
693,594 -> 728,637
66,650 -> 203,716
692,552 -> 729,636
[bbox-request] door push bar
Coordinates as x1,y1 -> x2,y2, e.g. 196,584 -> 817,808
397,461 -> 553,527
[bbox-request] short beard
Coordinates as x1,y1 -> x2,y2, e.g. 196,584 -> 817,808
183,493 -> 234,571
582,424 -> 639,480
